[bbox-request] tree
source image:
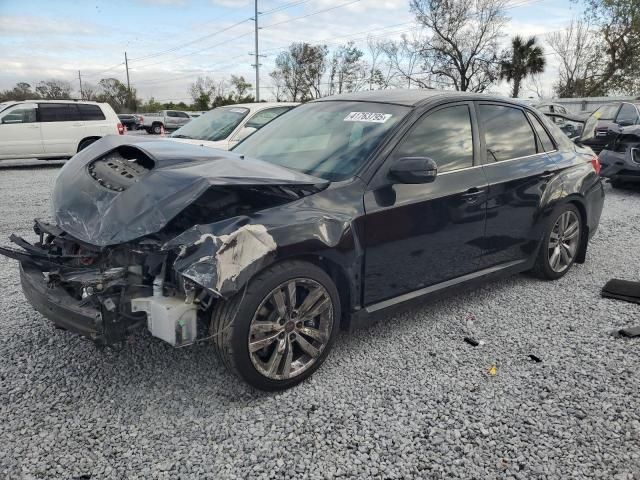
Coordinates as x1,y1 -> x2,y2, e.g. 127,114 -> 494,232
382,33 -> 432,88
271,43 -> 328,101
96,78 -> 135,113
230,75 -> 252,98
409,0 -> 508,91
367,37 -> 395,90
500,35 -> 546,98
329,42 -> 367,94
35,79 -> 72,99
81,82 -> 98,101
546,20 -> 602,97
581,0 -> 640,95
0,82 -> 39,102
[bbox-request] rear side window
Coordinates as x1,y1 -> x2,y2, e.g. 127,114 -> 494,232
393,104 -> 474,173
39,103 -> 82,122
479,105 -> 537,162
526,112 -> 555,152
79,104 -> 106,121
246,107 -> 293,129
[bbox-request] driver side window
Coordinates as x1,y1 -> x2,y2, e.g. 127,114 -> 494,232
1,104 -> 37,124
393,104 -> 474,174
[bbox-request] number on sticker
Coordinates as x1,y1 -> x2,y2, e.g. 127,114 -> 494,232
344,112 -> 392,123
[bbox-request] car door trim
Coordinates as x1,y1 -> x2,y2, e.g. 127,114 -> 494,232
364,259 -> 527,313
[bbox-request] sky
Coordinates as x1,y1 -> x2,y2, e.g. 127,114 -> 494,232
0,0 -> 586,102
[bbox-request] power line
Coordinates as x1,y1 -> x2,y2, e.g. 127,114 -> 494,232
260,0 -> 313,16
261,0 -> 362,29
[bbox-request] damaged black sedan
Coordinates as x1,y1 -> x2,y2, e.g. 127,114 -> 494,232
0,91 -> 605,390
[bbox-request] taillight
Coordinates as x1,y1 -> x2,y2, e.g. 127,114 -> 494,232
117,123 -> 125,135
591,156 -> 601,175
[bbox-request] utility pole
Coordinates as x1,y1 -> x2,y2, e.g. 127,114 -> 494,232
124,51 -> 132,111
254,0 -> 260,102
78,70 -> 83,100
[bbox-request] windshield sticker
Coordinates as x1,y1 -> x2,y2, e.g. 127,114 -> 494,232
344,112 -> 392,123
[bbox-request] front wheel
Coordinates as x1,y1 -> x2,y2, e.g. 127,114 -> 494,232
211,261 -> 340,390
531,204 -> 582,280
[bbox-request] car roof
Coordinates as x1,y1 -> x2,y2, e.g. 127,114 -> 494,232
14,99 -> 103,105
312,89 -> 529,108
218,102 -> 299,112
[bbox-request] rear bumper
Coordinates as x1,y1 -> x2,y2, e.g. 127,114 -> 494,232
584,178 -> 605,239
20,263 -> 102,340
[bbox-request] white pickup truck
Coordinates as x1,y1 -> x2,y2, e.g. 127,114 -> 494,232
141,110 -> 192,134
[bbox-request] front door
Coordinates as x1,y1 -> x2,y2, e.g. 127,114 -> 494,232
363,102 -> 488,305
0,103 -> 42,159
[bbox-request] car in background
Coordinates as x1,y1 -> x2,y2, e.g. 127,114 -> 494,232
533,102 -> 587,138
0,100 -> 123,160
188,111 -> 207,118
168,102 -> 298,150
117,113 -> 143,131
142,110 -> 192,134
598,124 -> 640,188
579,102 -> 640,153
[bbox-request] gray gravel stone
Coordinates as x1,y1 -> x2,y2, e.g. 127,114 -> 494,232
0,165 -> 639,479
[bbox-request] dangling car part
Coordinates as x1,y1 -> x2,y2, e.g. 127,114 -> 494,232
0,91 -> 605,390
597,125 -> 640,187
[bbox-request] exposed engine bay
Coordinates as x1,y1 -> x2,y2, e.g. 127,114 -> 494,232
598,125 -> 640,184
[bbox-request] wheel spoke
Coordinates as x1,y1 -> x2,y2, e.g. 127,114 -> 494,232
250,321 -> 282,335
286,280 -> 297,314
549,231 -> 560,247
295,334 -> 320,358
297,287 -> 325,317
300,296 -> 330,321
282,338 -> 294,378
550,246 -> 561,269
299,325 -> 327,343
560,244 -> 571,266
271,289 -> 287,318
249,331 -> 280,353
564,222 -> 579,240
265,337 -> 287,376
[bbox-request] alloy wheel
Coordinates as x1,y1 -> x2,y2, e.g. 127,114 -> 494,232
548,210 -> 580,273
248,278 -> 334,381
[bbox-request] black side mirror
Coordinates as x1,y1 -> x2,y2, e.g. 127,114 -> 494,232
389,157 -> 438,184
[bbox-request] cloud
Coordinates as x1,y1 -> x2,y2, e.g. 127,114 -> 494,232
139,0 -> 188,5
210,0 -> 251,7
0,15 -> 99,37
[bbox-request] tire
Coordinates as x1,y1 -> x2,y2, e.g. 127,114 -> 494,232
151,123 -> 163,135
77,138 -> 98,152
531,204 -> 582,280
210,260 -> 340,391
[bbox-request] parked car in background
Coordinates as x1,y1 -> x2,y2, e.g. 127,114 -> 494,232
117,113 -> 143,131
579,102 -> 640,153
168,102 -> 298,150
0,90 -> 604,390
598,124 -> 640,188
142,110 -> 191,134
0,100 -> 123,160
188,111 -> 207,118
533,102 -> 587,138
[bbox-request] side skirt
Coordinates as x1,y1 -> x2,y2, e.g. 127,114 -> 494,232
349,258 -> 530,330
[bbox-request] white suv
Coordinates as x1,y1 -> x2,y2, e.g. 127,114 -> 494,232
0,100 -> 123,160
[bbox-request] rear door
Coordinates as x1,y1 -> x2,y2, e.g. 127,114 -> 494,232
0,103 -> 43,159
478,103 -> 560,267
39,103 -> 84,156
363,102 -> 488,305
78,104 -> 109,136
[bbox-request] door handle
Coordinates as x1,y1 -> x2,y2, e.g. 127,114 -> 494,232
462,187 -> 486,203
72,122 -> 83,127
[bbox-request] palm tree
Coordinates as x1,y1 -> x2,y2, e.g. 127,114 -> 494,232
500,36 -> 546,98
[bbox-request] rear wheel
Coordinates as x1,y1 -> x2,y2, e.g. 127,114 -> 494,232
151,123 -> 163,135
77,137 -> 98,152
211,261 -> 340,390
531,204 -> 582,280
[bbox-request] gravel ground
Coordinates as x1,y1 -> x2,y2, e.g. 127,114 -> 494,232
0,166 -> 639,480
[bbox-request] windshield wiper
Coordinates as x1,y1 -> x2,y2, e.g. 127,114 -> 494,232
171,134 -> 192,139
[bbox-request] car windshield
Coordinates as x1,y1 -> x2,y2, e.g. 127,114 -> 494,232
594,104 -> 619,120
170,106 -> 250,141
233,101 -> 409,181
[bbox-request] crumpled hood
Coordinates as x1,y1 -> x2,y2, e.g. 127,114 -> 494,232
52,135 -> 327,247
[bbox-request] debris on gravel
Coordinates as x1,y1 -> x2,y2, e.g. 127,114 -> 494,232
0,167 -> 639,479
